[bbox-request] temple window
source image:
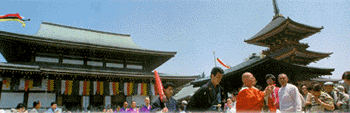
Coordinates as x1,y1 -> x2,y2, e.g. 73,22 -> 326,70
127,64 -> 143,70
35,56 -> 59,63
87,61 -> 103,67
106,63 -> 124,68
62,59 -> 84,65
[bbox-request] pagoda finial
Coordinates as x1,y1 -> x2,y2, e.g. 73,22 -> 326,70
272,0 -> 283,19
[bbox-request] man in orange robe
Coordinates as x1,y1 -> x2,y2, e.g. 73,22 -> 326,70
236,72 -> 273,112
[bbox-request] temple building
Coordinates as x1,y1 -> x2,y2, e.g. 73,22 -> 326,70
189,0 -> 334,93
0,22 -> 198,109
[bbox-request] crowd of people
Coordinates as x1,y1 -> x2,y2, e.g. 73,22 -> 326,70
185,67 -> 350,113
2,68 -> 350,113
0,102 -> 59,113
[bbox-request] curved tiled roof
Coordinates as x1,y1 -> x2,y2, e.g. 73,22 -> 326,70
245,16 -> 323,46
35,22 -> 144,50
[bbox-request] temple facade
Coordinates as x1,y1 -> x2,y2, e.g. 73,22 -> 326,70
0,22 -> 198,110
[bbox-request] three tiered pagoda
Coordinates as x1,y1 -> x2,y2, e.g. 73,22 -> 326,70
244,0 -> 332,65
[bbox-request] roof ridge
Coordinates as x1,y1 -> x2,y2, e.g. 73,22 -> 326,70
41,21 -> 130,37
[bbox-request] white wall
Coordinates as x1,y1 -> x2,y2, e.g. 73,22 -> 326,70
82,96 -> 89,109
28,93 -> 56,108
105,96 -> 111,108
0,92 -> 24,108
131,95 -> 148,108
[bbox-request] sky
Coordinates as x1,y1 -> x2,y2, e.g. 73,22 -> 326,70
0,0 -> 349,79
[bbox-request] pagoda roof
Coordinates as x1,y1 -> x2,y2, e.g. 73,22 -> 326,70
245,16 -> 323,46
191,56 -> 334,92
269,47 -> 332,65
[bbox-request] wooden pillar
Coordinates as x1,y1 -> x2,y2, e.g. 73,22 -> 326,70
89,80 -> 93,109
123,54 -> 127,71
55,79 -> 62,106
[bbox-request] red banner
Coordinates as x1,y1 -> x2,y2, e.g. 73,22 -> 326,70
154,70 -> 165,102
65,80 -> 69,95
217,58 -> 230,69
83,81 -> 87,95
0,13 -> 22,19
112,82 -> 116,95
97,81 -> 100,95
25,80 -> 29,91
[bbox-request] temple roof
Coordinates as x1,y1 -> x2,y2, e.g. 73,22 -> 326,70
269,47 -> 332,65
245,16 -> 323,46
35,22 -> 143,50
173,84 -> 200,101
311,77 -> 342,82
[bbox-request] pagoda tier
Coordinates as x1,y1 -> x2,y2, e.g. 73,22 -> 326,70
266,46 -> 332,65
244,16 -> 323,47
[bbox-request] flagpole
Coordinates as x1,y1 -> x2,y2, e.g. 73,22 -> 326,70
213,51 -> 217,67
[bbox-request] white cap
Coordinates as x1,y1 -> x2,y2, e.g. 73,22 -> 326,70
337,85 -> 345,92
182,100 -> 188,105
323,82 -> 334,86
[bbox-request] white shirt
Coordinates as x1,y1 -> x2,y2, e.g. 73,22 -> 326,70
29,108 -> 38,113
278,83 -> 302,112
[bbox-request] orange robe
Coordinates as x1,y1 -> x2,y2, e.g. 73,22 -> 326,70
267,87 -> 279,112
236,87 -> 265,111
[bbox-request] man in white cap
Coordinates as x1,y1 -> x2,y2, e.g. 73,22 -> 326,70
335,85 -> 349,112
323,82 -> 337,112
181,100 -> 187,111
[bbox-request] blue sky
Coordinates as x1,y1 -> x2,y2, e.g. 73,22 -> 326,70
1,0 -> 349,79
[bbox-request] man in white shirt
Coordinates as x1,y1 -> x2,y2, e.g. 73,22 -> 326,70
46,102 -> 59,113
278,73 -> 302,112
30,101 -> 41,113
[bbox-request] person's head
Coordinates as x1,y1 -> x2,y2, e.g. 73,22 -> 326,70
242,72 -> 255,88
210,67 -> 224,86
278,73 -> 288,86
342,71 -> 350,85
337,85 -> 345,93
163,82 -> 175,98
310,83 -> 322,97
300,84 -> 308,95
265,74 -> 276,85
226,98 -> 232,104
253,77 -> 257,86
33,101 -> 41,109
123,102 -> 128,108
16,103 -> 26,112
323,82 -> 334,93
231,91 -> 238,101
144,97 -> 150,105
179,105 -> 185,111
50,102 -> 57,110
131,101 -> 136,109
116,105 -> 121,111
